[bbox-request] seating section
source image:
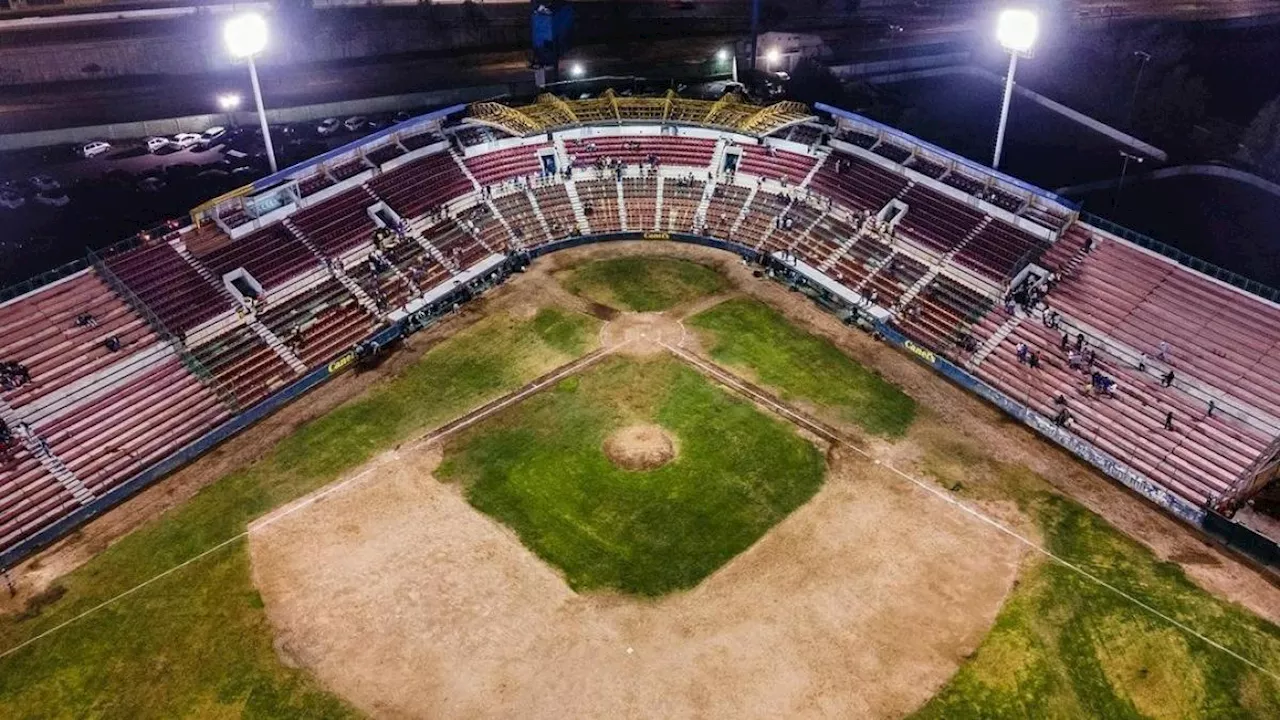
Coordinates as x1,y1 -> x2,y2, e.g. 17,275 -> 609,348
493,191 -> 548,246
530,183 -> 578,244
954,219 -> 1048,282
895,275 -> 995,359
580,179 -> 622,234
199,223 -> 319,291
0,451 -> 76,553
107,240 -> 233,335
36,357 -> 229,499
465,145 -> 547,186
258,277 -> 378,368
622,178 -> 659,231
298,173 -> 334,197
735,146 -> 816,185
705,184 -> 750,238
568,136 -> 715,168
661,179 -> 701,233
811,152 -> 907,214
0,272 -> 160,412
897,185 -> 985,256
735,190 -> 789,248
368,152 -> 471,220
190,325 -> 294,409
291,187 -> 376,258
367,143 -> 406,167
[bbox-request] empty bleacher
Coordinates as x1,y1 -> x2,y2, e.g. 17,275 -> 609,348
368,151 -> 471,220
199,223 -> 319,291
291,187 -> 377,258
465,145 -> 547,186
568,136 -> 716,168
810,152 -> 907,215
106,240 -> 233,335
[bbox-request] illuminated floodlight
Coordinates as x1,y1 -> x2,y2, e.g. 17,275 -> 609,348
569,62 -> 585,78
996,8 -> 1038,55
716,48 -> 730,63
765,47 -> 781,66
217,93 -> 242,111
224,13 -> 268,59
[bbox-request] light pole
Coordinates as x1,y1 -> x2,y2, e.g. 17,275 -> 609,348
217,93 -> 241,127
992,8 -> 1039,170
224,13 -> 277,173
1127,50 -> 1152,129
1113,150 -> 1144,211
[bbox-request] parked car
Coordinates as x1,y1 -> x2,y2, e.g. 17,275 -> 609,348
146,136 -> 172,153
198,126 -> 227,148
316,118 -> 340,136
171,133 -> 202,149
393,111 -> 412,124
137,175 -> 166,192
343,116 -> 367,132
29,175 -> 59,192
365,117 -> 385,130
34,189 -> 70,207
80,141 -> 112,158
0,190 -> 24,210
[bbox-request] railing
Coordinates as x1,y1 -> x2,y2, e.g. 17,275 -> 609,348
1081,211 -> 1280,304
0,257 -> 89,303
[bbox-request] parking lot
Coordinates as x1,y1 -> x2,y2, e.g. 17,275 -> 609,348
0,108 -> 425,288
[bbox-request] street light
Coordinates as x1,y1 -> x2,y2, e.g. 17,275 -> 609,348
992,8 -> 1038,169
217,92 -> 242,127
224,13 -> 277,173
716,47 -> 738,83
1113,150 -> 1144,211
765,47 -> 781,73
1127,50 -> 1152,129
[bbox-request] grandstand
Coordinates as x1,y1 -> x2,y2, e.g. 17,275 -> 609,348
1,90 -> 1278,571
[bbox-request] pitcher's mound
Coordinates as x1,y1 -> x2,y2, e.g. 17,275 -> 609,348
604,424 -> 677,470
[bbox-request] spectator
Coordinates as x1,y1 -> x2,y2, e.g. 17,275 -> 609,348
1016,342 -> 1029,364
75,313 -> 98,328
1157,341 -> 1171,363
1075,333 -> 1084,352
1028,351 -> 1040,370
1164,411 -> 1174,431
1161,370 -> 1175,388
104,336 -> 122,353
1053,407 -> 1073,428
1060,333 -> 1070,351
1208,399 -> 1216,417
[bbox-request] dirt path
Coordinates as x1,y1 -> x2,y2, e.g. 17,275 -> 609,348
251,442 -> 1024,720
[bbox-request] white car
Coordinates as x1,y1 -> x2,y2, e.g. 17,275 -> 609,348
172,133 -> 202,149
29,175 -> 59,192
146,136 -> 172,153
343,116 -> 367,132
34,189 -> 70,207
317,118 -> 340,136
80,141 -> 112,158
198,126 -> 227,147
0,190 -> 24,210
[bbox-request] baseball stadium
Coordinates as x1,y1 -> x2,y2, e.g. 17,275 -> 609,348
1,88 -> 1279,718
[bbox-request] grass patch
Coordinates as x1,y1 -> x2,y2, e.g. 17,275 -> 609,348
912,443 -> 1280,720
562,256 -> 728,312
436,355 -> 826,596
0,306 -> 599,719
689,298 -> 916,436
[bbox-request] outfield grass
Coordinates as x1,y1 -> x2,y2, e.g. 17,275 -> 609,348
913,444 -> 1280,719
562,256 -> 728,312
0,307 -> 599,719
436,355 -> 827,596
689,298 -> 917,437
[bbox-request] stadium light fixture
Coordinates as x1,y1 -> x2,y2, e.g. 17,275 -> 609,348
223,13 -> 277,173
765,47 -> 781,72
217,93 -> 241,112
991,8 -> 1038,170
717,47 -> 738,83
716,48 -> 729,62
569,62 -> 585,78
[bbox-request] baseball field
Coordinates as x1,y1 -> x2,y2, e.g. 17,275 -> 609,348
0,246 -> 1278,719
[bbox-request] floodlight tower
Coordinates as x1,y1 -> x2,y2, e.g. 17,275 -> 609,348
992,8 -> 1038,170
224,13 -> 277,173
